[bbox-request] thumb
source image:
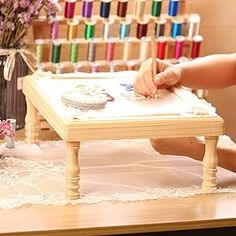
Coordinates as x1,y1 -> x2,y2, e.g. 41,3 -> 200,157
154,67 -> 180,88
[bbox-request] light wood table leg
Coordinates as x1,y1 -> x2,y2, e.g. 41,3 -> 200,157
65,141 -> 80,200
25,98 -> 39,144
202,136 -> 218,192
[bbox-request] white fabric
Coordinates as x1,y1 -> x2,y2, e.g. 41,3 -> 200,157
0,139 -> 235,209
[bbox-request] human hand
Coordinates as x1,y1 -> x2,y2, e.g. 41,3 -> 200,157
134,58 -> 182,97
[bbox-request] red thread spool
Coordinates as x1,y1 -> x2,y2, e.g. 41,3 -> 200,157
191,35 -> 203,59
117,0 -> 128,17
136,19 -> 148,39
105,39 -> 115,61
65,0 -> 77,19
157,36 -> 167,59
174,36 -> 185,59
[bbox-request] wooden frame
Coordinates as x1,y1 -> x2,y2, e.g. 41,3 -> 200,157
23,72 -> 224,199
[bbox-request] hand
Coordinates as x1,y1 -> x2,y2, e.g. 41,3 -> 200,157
150,137 -> 205,161
134,58 -> 182,97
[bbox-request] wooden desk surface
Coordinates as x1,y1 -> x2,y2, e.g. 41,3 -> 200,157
0,193 -> 235,235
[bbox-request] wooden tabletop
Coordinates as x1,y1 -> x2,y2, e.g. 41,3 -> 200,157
0,193 -> 235,235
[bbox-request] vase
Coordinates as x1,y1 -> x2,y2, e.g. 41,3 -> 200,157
0,53 -> 29,129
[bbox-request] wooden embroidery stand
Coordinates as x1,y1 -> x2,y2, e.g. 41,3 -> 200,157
23,71 -> 224,200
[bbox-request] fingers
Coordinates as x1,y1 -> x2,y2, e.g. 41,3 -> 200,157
134,59 -> 156,96
154,67 -> 180,88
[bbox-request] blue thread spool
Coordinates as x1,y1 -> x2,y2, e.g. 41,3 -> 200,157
119,19 -> 131,39
100,0 -> 111,18
171,18 -> 183,38
168,0 -> 179,16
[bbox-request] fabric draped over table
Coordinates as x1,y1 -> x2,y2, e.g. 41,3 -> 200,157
0,137 -> 235,209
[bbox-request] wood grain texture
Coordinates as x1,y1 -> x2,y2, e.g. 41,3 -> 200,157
0,194 -> 235,235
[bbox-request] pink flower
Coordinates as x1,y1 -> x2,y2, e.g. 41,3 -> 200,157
0,120 -> 14,140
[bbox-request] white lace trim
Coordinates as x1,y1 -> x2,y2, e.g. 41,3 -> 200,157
0,140 -> 235,209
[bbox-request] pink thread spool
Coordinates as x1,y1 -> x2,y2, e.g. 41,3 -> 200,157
191,35 -> 203,59
157,36 -> 167,59
174,35 -> 185,59
105,38 -> 115,61
50,18 -> 59,40
65,0 -> 77,19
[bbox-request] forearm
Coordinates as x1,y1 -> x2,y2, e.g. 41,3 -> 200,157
187,140 -> 236,173
175,54 -> 236,89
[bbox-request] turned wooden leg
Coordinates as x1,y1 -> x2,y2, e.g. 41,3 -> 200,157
25,98 -> 39,144
202,136 -> 218,192
65,141 -> 80,200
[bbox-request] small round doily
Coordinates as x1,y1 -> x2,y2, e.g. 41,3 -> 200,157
61,91 -> 108,111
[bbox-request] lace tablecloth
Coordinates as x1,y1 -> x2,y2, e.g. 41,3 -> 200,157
0,138 -> 235,209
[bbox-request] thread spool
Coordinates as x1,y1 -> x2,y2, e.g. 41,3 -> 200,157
136,19 -> 149,39
51,40 -> 61,63
5,119 -> 16,149
109,62 -> 115,72
70,39 -> 80,63
139,36 -> 150,61
168,0 -> 179,17
35,39 -> 44,64
119,18 -> 131,39
65,0 -> 77,19
90,62 -> 99,72
174,35 -> 185,59
155,18 -> 166,37
117,0 -> 128,18
87,38 -> 97,62
55,63 -> 64,74
84,20 -> 96,40
73,63 -> 82,72
100,0 -> 111,18
171,17 -> 183,38
50,17 -> 59,40
67,19 -> 79,40
123,37 -> 133,61
103,18 -> 115,40
157,36 -> 167,59
134,0 -> 146,20
105,38 -> 115,61
82,0 -> 94,18
151,0 -> 162,17
191,35 -> 203,59
127,61 -> 136,71
188,14 -> 201,39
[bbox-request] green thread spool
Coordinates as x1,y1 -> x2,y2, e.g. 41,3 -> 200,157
35,39 -> 44,64
51,40 -> 61,63
151,0 -> 162,17
70,39 -> 79,63
84,20 -> 96,40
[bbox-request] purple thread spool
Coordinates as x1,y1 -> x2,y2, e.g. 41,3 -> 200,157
65,0 -> 77,19
174,36 -> 185,59
82,0 -> 94,18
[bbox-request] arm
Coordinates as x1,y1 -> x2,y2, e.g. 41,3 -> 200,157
150,137 -> 236,173
134,54 -> 236,97
174,54 -> 236,89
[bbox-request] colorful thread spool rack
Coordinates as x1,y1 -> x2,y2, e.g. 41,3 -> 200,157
30,0 -> 202,74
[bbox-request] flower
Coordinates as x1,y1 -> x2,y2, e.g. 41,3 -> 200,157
0,120 -> 14,140
0,120 -> 15,140
0,0 -> 61,48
